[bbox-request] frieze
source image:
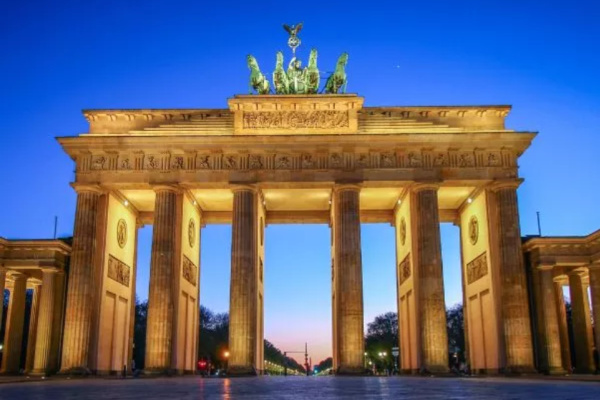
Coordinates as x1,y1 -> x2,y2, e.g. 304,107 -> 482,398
182,255 -> 197,286
197,155 -> 211,169
249,154 -> 263,169
107,254 -> 130,287
92,155 -> 107,170
399,254 -> 411,285
242,110 -> 349,130
466,252 -> 488,285
171,155 -> 184,170
78,150 -> 514,173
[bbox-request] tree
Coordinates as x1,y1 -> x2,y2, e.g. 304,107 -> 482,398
133,297 -> 148,369
365,312 -> 398,372
446,304 -> 465,364
264,339 -> 305,373
314,357 -> 333,374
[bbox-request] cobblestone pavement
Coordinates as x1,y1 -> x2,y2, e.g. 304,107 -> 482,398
0,376 -> 599,399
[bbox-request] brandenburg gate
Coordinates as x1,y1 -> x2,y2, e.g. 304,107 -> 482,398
2,24 -> 599,378
53,93 -> 538,375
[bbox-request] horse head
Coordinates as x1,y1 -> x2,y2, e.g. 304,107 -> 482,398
337,52 -> 349,69
276,51 -> 284,69
308,48 -> 318,68
247,55 -> 259,71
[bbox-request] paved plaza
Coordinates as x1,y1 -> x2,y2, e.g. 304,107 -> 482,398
0,376 -> 599,399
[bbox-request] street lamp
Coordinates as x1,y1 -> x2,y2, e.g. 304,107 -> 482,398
223,350 -> 230,371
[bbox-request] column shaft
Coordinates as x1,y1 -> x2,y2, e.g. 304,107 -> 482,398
537,268 -> 564,373
493,186 -> 534,371
32,270 -> 57,375
413,187 -> 448,372
553,281 -> 572,373
569,272 -> 594,373
60,190 -> 101,372
589,266 -> 600,368
333,187 -> 364,374
25,284 -> 41,372
1,275 -> 27,374
228,189 -> 258,375
145,189 -> 179,373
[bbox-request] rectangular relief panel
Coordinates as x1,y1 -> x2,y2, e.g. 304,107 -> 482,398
228,95 -> 364,135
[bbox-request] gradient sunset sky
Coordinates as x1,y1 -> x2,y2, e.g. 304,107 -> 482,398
1,1 -> 599,365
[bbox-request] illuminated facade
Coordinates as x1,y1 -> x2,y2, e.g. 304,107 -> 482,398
1,94 -> 596,376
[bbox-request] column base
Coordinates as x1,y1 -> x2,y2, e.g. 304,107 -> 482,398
336,365 -> 367,375
400,368 -> 420,375
419,365 -> 450,375
545,367 -> 567,375
143,368 -> 179,376
227,365 -> 257,376
29,369 -> 52,377
58,367 -> 92,376
501,365 -> 537,375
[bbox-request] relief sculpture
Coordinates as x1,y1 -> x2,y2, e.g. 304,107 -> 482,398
182,255 -> 197,286
108,255 -> 131,287
243,111 -> 349,130
466,252 -> 488,284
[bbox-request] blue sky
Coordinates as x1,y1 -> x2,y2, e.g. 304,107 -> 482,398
1,1 -> 599,363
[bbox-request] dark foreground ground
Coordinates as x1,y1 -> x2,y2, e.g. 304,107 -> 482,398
0,375 -> 599,399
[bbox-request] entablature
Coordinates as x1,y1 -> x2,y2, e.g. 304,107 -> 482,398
523,230 -> 600,268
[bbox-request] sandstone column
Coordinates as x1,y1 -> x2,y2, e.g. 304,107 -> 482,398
228,186 -> 258,375
25,281 -> 41,372
491,182 -> 534,372
553,280 -> 572,373
589,264 -> 600,364
1,273 -> 27,374
568,270 -> 594,373
60,187 -> 102,373
32,269 -> 57,376
536,266 -> 564,374
332,185 -> 364,374
413,184 -> 448,373
145,186 -> 180,374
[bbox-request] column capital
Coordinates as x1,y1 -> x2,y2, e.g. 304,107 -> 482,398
568,268 -> 586,277
40,267 -> 59,275
487,179 -> 523,192
152,184 -> 181,194
588,263 -> 600,271
536,264 -> 555,271
411,181 -> 441,192
230,184 -> 259,194
332,183 -> 361,193
7,271 -> 27,282
70,183 -> 104,194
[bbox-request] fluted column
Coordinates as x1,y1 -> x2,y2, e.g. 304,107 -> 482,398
60,187 -> 102,373
536,266 -> 564,374
413,185 -> 448,372
589,265 -> 600,364
32,269 -> 57,375
553,280 -> 572,373
333,185 -> 364,374
145,187 -> 180,373
228,186 -> 258,375
491,182 -> 534,372
568,270 -> 594,373
25,282 -> 41,372
1,273 -> 27,374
